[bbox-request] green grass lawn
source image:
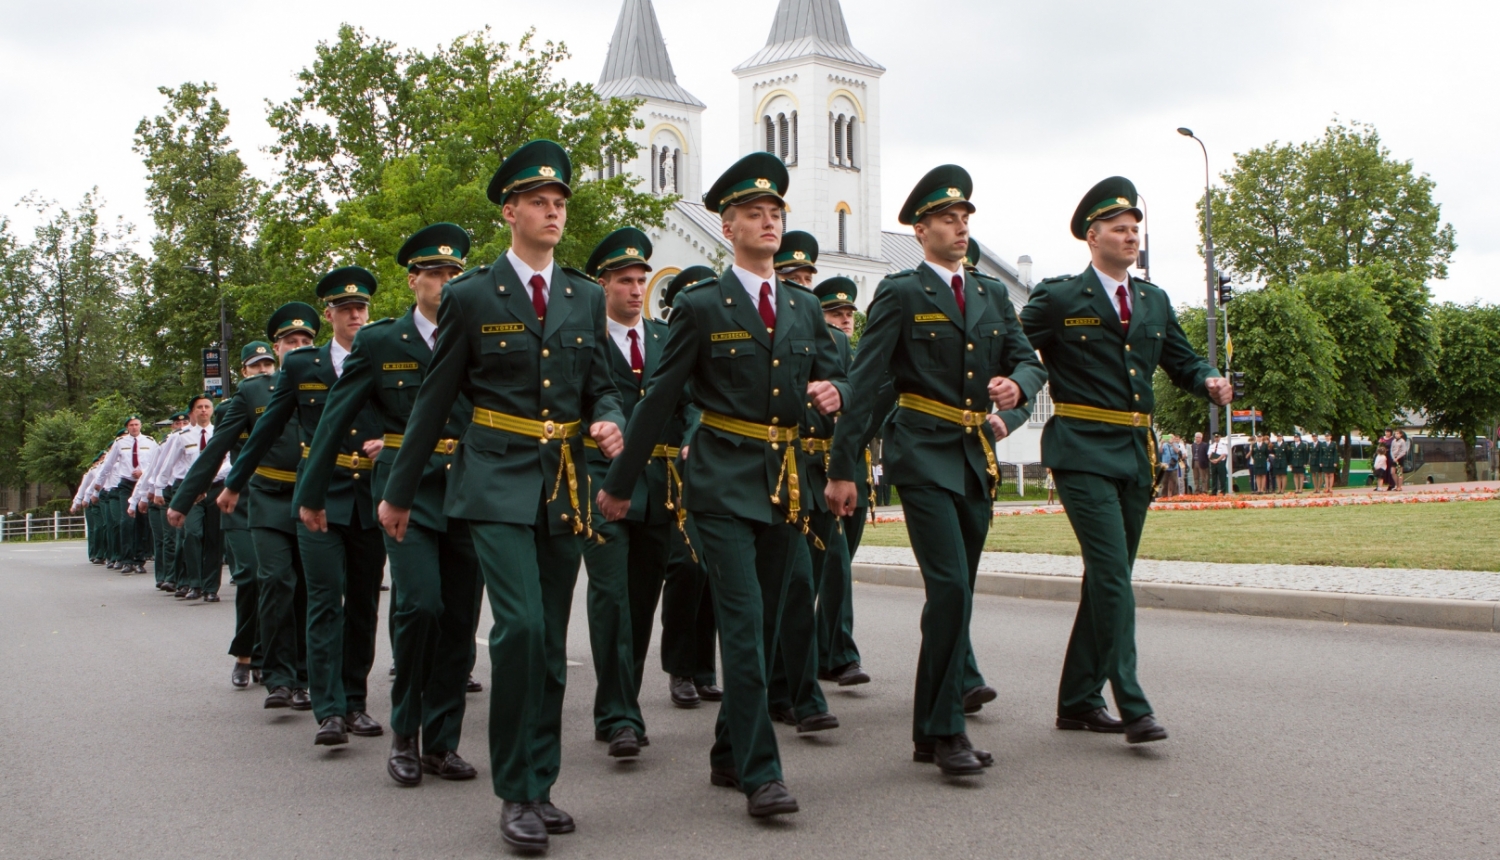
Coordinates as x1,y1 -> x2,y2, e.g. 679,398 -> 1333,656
860,500 -> 1499,571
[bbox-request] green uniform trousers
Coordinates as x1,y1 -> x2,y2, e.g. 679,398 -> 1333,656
819,509 -> 863,673
898,469 -> 992,743
85,505 -> 101,559
658,517 -> 717,686
386,519 -> 480,755
184,487 -> 224,593
694,513 -> 802,796
117,481 -> 145,562
298,521 -> 385,722
769,517 -> 831,721
583,517 -> 670,738
101,489 -> 121,562
1052,469 -> 1153,723
468,501 -> 582,803
224,527 -> 261,664
1210,462 -> 1229,494
147,504 -> 168,576
251,518 -> 308,691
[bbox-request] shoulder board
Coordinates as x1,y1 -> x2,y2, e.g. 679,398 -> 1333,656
285,344 -> 319,357
1039,274 -> 1075,285
973,270 -> 1004,284
446,265 -> 490,287
561,266 -> 594,284
644,317 -> 669,335
681,276 -> 719,295
362,317 -> 396,330
1132,278 -> 1161,290
888,268 -> 919,278
782,279 -> 814,294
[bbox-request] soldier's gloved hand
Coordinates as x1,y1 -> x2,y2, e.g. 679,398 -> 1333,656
362,438 -> 384,458
596,490 -> 631,522
217,487 -> 240,515
1206,377 -> 1233,406
300,507 -> 328,533
379,501 -> 410,542
988,376 -> 1022,411
988,413 -> 1009,441
591,421 -> 624,458
825,479 -> 858,517
167,509 -> 186,528
808,381 -> 842,415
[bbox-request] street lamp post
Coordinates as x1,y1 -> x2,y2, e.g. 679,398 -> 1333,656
1178,127 -> 1219,437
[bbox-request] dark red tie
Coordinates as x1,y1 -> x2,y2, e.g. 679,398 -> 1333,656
951,275 -> 966,316
200,429 -> 207,453
627,329 -> 643,377
131,439 -> 138,469
758,282 -> 776,336
530,273 -> 548,321
1116,284 -> 1131,331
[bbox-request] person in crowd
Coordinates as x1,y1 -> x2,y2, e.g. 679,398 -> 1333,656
1191,432 -> 1209,496
1208,433 -> 1229,495
1157,434 -> 1179,497
1372,445 -> 1393,491
1250,435 -> 1268,493
1391,430 -> 1410,491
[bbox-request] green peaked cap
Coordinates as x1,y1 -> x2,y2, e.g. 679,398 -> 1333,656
964,239 -> 983,271
398,223 -> 470,270
813,276 -> 858,310
703,151 -> 789,214
1070,176 -> 1142,239
585,227 -> 653,279
775,230 -> 819,272
664,265 -> 716,308
899,164 -> 975,226
266,302 -> 321,342
487,140 -> 572,205
317,266 -> 377,306
240,341 -> 274,365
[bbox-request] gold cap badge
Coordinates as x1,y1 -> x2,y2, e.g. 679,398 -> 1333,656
539,166 -> 557,178
626,247 -> 639,257
438,245 -> 453,255
793,250 -> 807,261
837,292 -> 848,300
344,284 -> 359,293
292,319 -> 305,327
256,346 -> 267,354
947,187 -> 962,198
755,178 -> 772,190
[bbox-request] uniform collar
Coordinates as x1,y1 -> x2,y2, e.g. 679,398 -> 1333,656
731,264 -> 775,307
507,248 -> 553,293
412,307 -> 438,348
923,258 -> 964,286
330,338 -> 350,377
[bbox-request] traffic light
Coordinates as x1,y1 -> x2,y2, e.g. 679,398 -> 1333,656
1231,372 -> 1246,398
1217,272 -> 1234,304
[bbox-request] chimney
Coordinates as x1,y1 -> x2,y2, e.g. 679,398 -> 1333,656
1017,255 -> 1033,288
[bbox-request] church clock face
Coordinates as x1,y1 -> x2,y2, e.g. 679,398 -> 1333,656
645,267 -> 681,321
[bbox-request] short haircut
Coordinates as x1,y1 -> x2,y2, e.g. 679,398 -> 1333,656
1087,211 -> 1141,238
189,394 -> 214,411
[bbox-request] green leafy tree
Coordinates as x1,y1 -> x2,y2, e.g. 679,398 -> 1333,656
132,82 -> 261,404
20,393 -> 134,496
256,25 -> 672,326
0,218 -> 39,488
1412,303 -> 1500,480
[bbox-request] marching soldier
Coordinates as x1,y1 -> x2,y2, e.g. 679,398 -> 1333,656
577,227 -> 678,758
223,343 -> 276,687
224,270 -> 387,748
378,140 -> 625,852
1016,176 -> 1232,744
655,266 -> 722,709
173,305 -> 317,710
131,410 -> 187,588
598,151 -> 850,818
775,230 -> 818,287
149,398 -> 222,600
295,223 -> 482,786
72,452 -> 108,564
97,417 -> 159,574
826,165 -> 1044,774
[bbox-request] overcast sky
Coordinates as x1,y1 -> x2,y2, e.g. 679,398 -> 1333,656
2,0 -> 1495,307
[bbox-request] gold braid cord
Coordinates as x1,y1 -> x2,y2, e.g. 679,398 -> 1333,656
700,410 -> 822,550
662,455 -> 696,562
895,393 -> 1001,500
1051,401 -> 1159,489
473,408 -> 591,538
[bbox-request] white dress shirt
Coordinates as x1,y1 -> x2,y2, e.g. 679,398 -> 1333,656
923,259 -> 966,290
330,338 -> 350,378
1093,266 -> 1132,320
1209,439 -> 1230,460
413,308 -> 438,350
606,316 -> 646,368
731,264 -> 776,309
98,432 -> 159,490
507,249 -> 553,304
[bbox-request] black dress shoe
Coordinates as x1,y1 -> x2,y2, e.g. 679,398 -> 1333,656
106,561 -> 118,570
203,593 -> 220,603
962,684 -> 998,714
1056,707 -> 1126,733
669,675 -> 701,708
499,801 -> 549,853
92,558 -> 105,565
1123,714 -> 1168,744
346,711 -> 384,737
251,668 -> 263,685
710,766 -> 741,789
796,712 -> 840,734
466,675 -> 483,693
184,588 -> 202,600
932,734 -> 985,776
388,663 -> 396,677
535,802 -> 575,834
264,686 -> 292,709
315,715 -> 349,746
160,581 -> 175,591
289,688 -> 312,711
231,663 -> 251,688
421,750 -> 478,780
696,683 -> 723,702
914,732 -> 994,767
607,727 -> 641,758
388,734 -> 422,786
769,706 -> 797,725
174,587 -> 189,599
747,780 -> 799,817
833,662 -> 871,686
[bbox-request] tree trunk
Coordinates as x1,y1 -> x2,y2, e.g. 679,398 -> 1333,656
1462,430 -> 1478,481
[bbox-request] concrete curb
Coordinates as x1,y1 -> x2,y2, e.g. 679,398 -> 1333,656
851,563 -> 1500,633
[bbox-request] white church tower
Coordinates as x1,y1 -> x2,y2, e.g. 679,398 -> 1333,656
595,0 -> 705,203
734,0 -> 886,283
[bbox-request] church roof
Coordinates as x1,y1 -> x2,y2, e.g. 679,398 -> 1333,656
734,0 -> 885,72
597,0 -> 705,108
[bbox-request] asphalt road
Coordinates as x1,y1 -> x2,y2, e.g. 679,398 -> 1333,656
2,541 -> 1497,859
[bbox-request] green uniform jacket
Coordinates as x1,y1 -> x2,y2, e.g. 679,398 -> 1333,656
171,374 -> 302,528
603,271 -> 852,525
1251,443 -> 1269,471
802,324 -> 888,510
584,316 -> 676,526
830,266 -> 1045,495
1290,441 -> 1309,469
383,256 -> 625,532
293,308 -> 470,533
211,398 -> 250,530
1018,268 -> 1217,487
226,344 -> 383,530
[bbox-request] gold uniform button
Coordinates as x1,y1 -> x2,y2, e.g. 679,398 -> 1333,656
543,379 -> 551,388
499,341 -> 507,348
772,388 -> 780,396
561,513 -> 570,521
772,359 -> 779,367
542,349 -> 550,357
1081,335 -> 1088,341
1125,344 -> 1131,351
541,409 -> 550,417
1129,368 -> 1137,376
350,429 -> 357,435
929,332 -> 936,338
730,348 -> 736,355
639,389 -> 646,396
967,343 -> 974,351
965,398 -> 972,406
576,337 -> 583,344
1134,393 -> 1141,401
771,417 -> 779,425
967,371 -> 973,378
351,473 -> 360,480
397,380 -> 403,386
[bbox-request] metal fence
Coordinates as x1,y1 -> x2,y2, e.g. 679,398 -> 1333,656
0,512 -> 87,542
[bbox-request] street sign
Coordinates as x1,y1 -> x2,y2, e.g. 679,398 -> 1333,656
203,348 -> 224,399
1231,409 -> 1262,422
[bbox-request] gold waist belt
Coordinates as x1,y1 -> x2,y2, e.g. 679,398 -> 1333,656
800,437 -> 832,454
472,407 -> 591,538
382,434 -> 458,454
254,466 -> 298,484
699,410 -> 809,528
302,448 -> 377,471
1052,402 -> 1159,473
581,439 -> 677,460
896,392 -> 1000,499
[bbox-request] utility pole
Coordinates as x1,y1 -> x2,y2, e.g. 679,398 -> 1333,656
1178,127 -> 1219,437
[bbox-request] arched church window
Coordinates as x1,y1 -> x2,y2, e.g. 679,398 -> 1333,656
790,112 -> 798,165
776,113 -> 788,162
846,119 -> 856,169
672,149 -> 681,193
834,116 -> 845,164
838,209 -> 848,253
765,116 -> 775,154
649,146 -> 657,191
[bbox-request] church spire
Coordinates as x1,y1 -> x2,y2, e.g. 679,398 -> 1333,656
735,0 -> 884,71
597,0 -> 704,107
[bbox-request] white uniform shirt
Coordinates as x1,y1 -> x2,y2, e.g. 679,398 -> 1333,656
1209,439 -> 1230,460
330,339 -> 350,378
74,466 -> 101,507
606,316 -> 646,368
97,432 -> 159,490
507,249 -> 553,305
1092,266 -> 1133,320
731,264 -> 776,310
923,259 -> 966,291
413,309 -> 438,350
